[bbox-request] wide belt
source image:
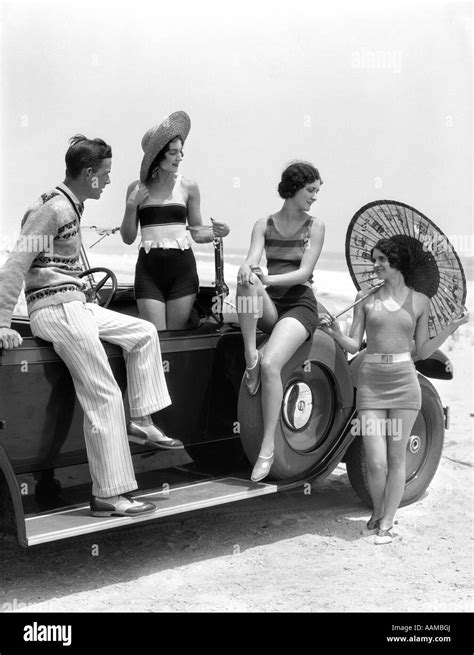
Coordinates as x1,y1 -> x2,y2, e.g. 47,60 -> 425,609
364,352 -> 412,363
140,237 -> 191,252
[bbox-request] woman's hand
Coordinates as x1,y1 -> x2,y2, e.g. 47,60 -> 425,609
450,309 -> 470,330
127,183 -> 149,208
250,265 -> 269,285
210,219 -> 230,238
319,313 -> 342,336
237,263 -> 255,286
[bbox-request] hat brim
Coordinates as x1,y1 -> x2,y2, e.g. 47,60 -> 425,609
139,111 -> 191,183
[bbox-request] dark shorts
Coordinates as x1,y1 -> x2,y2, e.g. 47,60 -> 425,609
134,248 -> 199,302
266,284 -> 319,339
356,359 -> 422,411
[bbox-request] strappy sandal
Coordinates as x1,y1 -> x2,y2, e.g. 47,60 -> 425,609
367,516 -> 382,531
374,526 -> 394,545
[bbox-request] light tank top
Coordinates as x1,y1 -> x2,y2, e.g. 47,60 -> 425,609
365,288 -> 417,353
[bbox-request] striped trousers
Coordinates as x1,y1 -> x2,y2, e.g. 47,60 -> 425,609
30,301 -> 171,497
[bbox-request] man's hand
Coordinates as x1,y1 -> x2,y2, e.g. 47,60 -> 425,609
0,327 -> 23,349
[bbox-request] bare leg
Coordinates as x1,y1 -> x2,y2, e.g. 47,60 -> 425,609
236,277 -> 278,368
259,317 -> 309,457
137,298 -> 166,331
361,409 -> 389,523
381,408 -> 419,530
167,294 -> 197,330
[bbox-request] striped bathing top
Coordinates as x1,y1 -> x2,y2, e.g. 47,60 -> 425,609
365,288 -> 417,353
138,174 -> 188,241
265,216 -> 314,290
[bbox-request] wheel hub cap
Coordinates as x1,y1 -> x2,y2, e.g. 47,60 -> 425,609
408,435 -> 421,454
282,381 -> 313,431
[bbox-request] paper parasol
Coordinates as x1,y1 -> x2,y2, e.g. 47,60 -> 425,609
345,200 -> 466,338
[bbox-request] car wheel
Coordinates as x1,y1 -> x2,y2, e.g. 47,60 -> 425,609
238,329 -> 354,481
345,374 -> 445,507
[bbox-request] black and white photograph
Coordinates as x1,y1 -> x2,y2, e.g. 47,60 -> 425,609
0,0 -> 472,649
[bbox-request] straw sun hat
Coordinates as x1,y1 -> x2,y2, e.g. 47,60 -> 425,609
139,111 -> 191,183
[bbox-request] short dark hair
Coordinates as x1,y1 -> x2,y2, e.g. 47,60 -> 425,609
278,161 -> 322,199
65,134 -> 112,178
146,136 -> 183,183
371,238 -> 414,282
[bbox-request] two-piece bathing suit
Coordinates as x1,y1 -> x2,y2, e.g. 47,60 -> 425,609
262,215 -> 319,339
134,174 -> 199,302
356,288 -> 422,411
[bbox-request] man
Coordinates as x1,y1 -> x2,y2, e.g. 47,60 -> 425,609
0,135 -> 183,517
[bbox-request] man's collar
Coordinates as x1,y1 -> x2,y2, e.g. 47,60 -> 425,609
57,183 -> 84,215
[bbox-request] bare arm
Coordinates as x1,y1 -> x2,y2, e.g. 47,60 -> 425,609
414,294 -> 469,359
319,290 -> 367,354
186,180 -> 230,243
186,180 -> 211,243
237,218 -> 267,286
120,180 -> 146,245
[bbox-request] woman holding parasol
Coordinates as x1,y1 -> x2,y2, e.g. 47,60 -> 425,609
320,236 -> 468,544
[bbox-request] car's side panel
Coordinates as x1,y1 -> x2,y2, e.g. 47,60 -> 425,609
0,326 -> 217,474
0,337 -> 127,472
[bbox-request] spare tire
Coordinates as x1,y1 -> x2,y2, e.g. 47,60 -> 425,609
238,328 -> 354,481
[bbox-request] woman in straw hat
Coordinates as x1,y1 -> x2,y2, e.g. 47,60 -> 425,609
237,161 -> 325,483
320,237 -> 468,545
121,111 -> 230,330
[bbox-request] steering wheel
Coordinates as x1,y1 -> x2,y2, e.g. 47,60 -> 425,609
78,267 -> 118,308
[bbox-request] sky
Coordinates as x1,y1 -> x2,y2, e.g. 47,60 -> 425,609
0,0 -> 472,256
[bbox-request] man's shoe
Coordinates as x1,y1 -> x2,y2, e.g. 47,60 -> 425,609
127,421 -> 184,450
90,493 -> 156,517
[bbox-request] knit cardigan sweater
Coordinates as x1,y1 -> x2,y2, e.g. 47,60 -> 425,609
0,185 -> 87,328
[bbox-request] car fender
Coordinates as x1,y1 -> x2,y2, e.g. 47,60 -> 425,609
413,349 -> 453,380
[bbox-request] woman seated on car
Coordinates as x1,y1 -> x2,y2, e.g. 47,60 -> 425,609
236,161 -> 325,483
120,111 -> 230,331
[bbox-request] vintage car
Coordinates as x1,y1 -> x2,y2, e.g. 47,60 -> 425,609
0,237 -> 451,547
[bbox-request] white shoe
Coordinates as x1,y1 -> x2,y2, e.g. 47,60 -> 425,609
90,493 -> 156,517
127,422 -> 184,450
251,453 -> 274,482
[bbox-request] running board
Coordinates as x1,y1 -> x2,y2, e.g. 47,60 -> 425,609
25,477 -> 277,546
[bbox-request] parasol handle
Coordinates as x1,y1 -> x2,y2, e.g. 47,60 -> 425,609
333,282 -> 384,319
